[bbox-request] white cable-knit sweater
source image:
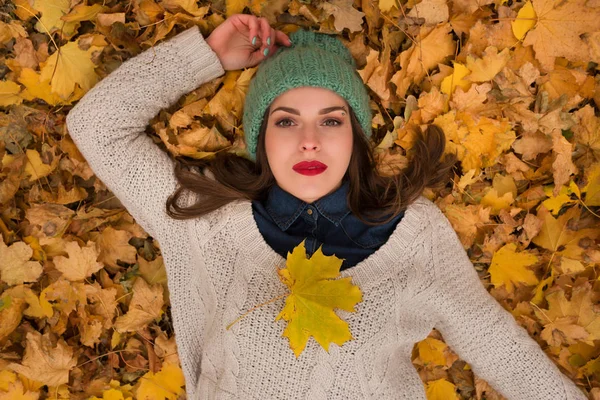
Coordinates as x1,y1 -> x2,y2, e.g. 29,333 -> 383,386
65,26 -> 587,400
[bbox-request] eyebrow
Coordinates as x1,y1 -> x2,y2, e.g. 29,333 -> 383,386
270,106 -> 348,115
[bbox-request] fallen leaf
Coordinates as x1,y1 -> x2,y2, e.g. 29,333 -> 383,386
426,378 -> 459,400
0,238 -> 43,285
319,0 -> 365,32
135,363 -> 184,400
114,278 -> 164,333
488,243 -> 539,293
7,331 -> 77,387
53,240 -> 103,281
275,240 -> 363,357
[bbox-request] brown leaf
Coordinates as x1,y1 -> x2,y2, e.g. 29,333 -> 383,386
114,278 -> 164,333
7,331 -> 77,387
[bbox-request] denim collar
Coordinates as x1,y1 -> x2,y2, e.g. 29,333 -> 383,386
265,180 -> 351,231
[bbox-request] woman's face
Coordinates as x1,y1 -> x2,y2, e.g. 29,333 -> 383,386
264,87 -> 354,204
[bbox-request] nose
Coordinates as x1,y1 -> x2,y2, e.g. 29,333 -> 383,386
298,128 -> 320,152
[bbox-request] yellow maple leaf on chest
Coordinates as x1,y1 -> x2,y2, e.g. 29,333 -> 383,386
276,240 -> 363,358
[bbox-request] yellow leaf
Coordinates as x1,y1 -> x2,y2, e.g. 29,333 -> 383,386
378,0 -> 398,12
481,173 -> 516,214
534,283 -> 600,346
225,0 -> 247,17
481,188 -> 513,214
0,370 -> 39,399
24,149 -> 58,182
114,278 -> 164,333
111,331 -> 122,350
466,47 -> 511,82
276,240 -> 363,358
559,257 -> 586,275
40,41 -> 101,100
7,331 -> 77,387
0,289 -> 25,341
531,205 -> 578,252
531,274 -> 554,305
488,243 -> 539,293
18,68 -> 66,105
136,363 -> 185,400
512,0 -> 536,40
391,24 -> 456,98
0,238 -> 43,286
53,240 -> 103,281
32,0 -> 79,39
582,162 -> 600,206
417,337 -> 448,367
426,378 -> 459,400
440,63 -> 471,95
0,80 -> 23,106
61,3 -> 107,22
542,184 -> 578,214
161,0 -> 209,17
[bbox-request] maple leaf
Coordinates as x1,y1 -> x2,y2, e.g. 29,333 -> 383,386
0,238 -> 42,286
53,240 -> 103,281
275,240 -> 362,357
488,243 -> 539,293
391,24 -> 456,98
7,331 -> 77,387
522,0 -> 600,70
319,0 -> 365,32
417,337 -> 449,367
39,41 -> 102,100
0,370 -> 39,400
0,80 -> 22,106
136,363 -> 185,399
512,0 -> 536,40
466,47 -> 511,82
407,0 -> 449,25
426,378 -> 459,400
534,283 -> 600,346
32,0 -> 79,39
114,278 -> 164,332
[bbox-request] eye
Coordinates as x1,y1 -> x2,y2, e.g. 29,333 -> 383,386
323,118 -> 341,126
275,118 -> 294,127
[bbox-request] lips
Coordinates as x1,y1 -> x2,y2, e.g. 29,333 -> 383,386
293,160 -> 328,176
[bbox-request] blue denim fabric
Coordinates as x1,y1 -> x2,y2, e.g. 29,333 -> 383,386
251,179 -> 405,270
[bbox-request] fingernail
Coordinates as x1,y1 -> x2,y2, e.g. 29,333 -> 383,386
252,36 -> 257,46
267,37 -> 271,46
263,48 -> 269,56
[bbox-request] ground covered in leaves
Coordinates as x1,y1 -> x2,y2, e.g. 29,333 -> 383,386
1,0 -> 600,398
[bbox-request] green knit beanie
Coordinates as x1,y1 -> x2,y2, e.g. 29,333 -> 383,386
242,28 -> 372,162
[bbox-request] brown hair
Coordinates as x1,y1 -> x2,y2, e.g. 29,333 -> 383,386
166,106 -> 457,225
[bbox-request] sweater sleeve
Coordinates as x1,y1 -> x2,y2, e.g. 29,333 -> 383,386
422,206 -> 587,400
65,26 -> 225,237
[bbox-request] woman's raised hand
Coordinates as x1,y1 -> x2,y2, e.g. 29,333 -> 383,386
205,14 -> 292,71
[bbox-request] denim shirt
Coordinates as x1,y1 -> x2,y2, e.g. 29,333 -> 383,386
251,180 -> 405,270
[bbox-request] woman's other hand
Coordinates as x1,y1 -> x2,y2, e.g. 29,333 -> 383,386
205,14 -> 292,71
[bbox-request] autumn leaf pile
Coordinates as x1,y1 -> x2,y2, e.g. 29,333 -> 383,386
0,0 -> 599,398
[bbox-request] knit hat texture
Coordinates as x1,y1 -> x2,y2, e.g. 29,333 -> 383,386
242,29 -> 372,162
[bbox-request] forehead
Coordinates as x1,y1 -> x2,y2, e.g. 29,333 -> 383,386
271,87 -> 347,108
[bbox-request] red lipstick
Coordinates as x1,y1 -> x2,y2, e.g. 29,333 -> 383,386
292,160 -> 328,176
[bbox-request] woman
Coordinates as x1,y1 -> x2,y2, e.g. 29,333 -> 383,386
66,13 -> 586,399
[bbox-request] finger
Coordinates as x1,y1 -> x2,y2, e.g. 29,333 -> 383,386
231,14 -> 259,46
274,30 -> 292,47
258,17 -> 272,55
246,15 -> 260,47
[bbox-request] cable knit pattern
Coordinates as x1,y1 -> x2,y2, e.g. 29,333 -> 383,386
65,25 -> 588,400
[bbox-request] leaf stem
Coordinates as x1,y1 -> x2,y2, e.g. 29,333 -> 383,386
226,293 -> 287,330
